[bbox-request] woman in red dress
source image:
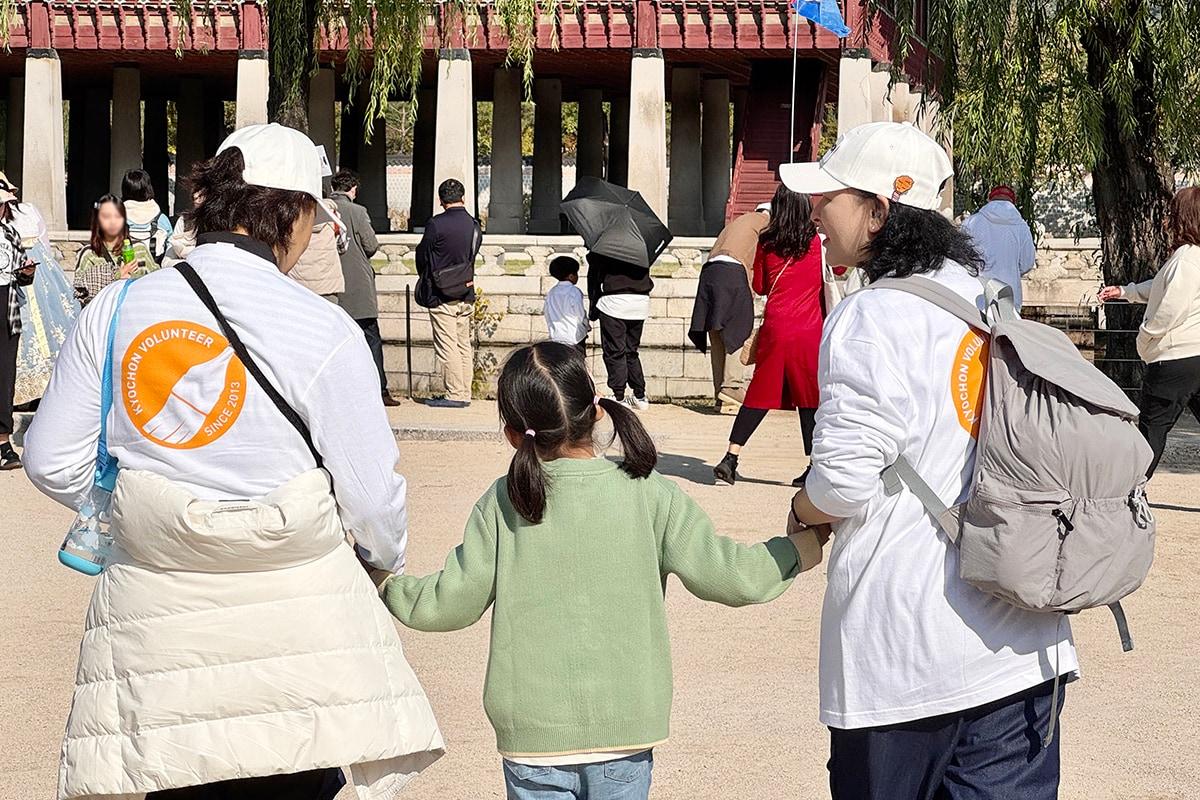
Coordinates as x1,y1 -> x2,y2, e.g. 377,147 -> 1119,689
714,186 -> 824,486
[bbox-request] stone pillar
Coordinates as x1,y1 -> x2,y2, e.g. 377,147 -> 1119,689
607,95 -> 629,187
668,67 -> 703,235
433,49 -> 477,216
110,66 -> 141,193
837,55 -> 872,137
307,67 -> 337,184
66,97 -> 87,228
576,88 -> 605,180
488,68 -> 524,233
175,78 -> 205,214
81,90 -> 112,211
869,68 -> 893,123
6,78 -> 24,188
628,50 -> 667,222
143,97 -> 170,212
890,81 -> 913,123
701,77 -> 731,235
358,110 -> 389,231
22,53 -> 67,229
235,52 -> 269,129
529,78 -> 563,234
409,87 -> 436,228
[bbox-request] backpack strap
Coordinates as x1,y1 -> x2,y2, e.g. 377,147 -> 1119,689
882,456 -> 962,543
866,275 -> 989,332
983,278 -> 1020,324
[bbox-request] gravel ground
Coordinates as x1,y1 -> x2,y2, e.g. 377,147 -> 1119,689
3,403 -> 1196,799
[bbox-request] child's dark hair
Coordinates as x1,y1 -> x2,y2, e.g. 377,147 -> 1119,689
121,168 -> 155,202
549,255 -> 579,282
497,341 -> 657,524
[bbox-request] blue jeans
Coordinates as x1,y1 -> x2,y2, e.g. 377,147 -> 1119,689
828,678 -> 1066,800
502,751 -> 653,800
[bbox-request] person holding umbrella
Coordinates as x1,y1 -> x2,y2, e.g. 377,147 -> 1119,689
561,178 -> 672,411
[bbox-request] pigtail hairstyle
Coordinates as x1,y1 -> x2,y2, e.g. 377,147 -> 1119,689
497,341 -> 658,524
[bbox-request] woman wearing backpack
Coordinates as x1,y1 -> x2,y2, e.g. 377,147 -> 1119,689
1100,186 -> 1200,477
121,168 -> 173,262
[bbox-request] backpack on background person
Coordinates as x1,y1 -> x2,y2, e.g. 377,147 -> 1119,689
871,277 -> 1156,650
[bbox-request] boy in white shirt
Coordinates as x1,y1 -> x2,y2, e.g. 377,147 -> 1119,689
781,122 -> 1076,800
544,255 -> 590,356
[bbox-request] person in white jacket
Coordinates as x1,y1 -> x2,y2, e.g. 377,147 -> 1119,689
779,122 -> 1076,800
960,185 -> 1036,309
1099,185 -> 1200,477
25,124 -> 443,800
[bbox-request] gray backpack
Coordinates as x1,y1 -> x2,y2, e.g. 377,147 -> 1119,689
867,276 -> 1156,653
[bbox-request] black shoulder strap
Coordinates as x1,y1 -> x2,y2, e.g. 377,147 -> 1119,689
174,261 -> 324,468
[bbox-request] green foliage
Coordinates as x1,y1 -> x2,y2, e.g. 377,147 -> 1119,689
872,1 -> 1200,201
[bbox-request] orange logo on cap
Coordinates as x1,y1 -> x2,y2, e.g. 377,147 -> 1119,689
121,320 -> 248,449
951,330 -> 989,438
891,175 -> 915,201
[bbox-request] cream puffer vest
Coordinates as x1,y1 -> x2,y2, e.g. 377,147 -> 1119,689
59,469 -> 444,800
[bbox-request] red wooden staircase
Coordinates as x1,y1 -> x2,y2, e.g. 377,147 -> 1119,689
726,60 -> 828,221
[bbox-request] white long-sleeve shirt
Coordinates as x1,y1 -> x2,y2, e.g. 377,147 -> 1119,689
24,236 -> 410,572
1121,244 -> 1200,363
544,280 -> 589,344
807,259 -> 1076,729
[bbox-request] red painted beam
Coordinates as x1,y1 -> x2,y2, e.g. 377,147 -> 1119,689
240,1 -> 265,50
28,0 -> 51,49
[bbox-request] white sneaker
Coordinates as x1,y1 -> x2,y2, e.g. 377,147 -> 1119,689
623,395 -> 650,412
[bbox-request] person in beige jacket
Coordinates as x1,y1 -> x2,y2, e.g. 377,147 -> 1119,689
290,197 -> 348,302
1099,185 -> 1200,476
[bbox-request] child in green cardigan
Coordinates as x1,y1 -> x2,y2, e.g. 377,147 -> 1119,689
382,341 -> 827,800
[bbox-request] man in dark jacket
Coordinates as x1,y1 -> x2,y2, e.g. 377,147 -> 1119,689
416,179 -> 482,408
586,251 -> 654,410
331,169 -> 398,406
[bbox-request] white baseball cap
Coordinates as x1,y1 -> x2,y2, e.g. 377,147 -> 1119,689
217,123 -> 337,224
779,121 -> 952,211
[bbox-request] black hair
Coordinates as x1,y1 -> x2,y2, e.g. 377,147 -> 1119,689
121,168 -> 155,203
89,193 -> 129,255
497,341 -> 657,524
184,148 -> 316,254
861,193 -> 983,282
760,183 -> 817,260
549,255 -> 580,282
331,168 -> 360,193
439,178 -> 466,205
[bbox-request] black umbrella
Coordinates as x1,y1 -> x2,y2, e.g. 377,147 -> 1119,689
560,177 -> 673,269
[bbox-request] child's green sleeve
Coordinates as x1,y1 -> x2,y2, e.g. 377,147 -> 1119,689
383,502 -> 499,632
659,483 -> 823,607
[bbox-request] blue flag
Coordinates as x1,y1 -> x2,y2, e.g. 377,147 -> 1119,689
794,0 -> 851,38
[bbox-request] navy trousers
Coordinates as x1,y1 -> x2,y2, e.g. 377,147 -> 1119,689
829,678 -> 1065,800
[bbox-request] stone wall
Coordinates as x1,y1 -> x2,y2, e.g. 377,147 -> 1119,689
47,232 -> 1106,400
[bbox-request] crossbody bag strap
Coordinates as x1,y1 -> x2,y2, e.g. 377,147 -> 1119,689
174,261 -> 324,469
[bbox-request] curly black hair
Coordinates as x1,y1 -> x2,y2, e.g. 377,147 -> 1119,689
861,194 -> 982,282
184,148 -> 316,254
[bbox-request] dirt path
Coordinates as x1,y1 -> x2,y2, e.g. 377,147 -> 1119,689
3,404 -> 1196,798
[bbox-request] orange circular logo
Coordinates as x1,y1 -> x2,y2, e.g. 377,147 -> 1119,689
951,330 -> 989,438
121,320 -> 248,449
892,175 -> 915,200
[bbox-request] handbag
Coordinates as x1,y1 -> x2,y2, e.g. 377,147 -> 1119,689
740,259 -> 791,366
174,261 -> 324,469
427,218 -> 483,302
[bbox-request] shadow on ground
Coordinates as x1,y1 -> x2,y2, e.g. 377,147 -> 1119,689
656,451 -> 792,488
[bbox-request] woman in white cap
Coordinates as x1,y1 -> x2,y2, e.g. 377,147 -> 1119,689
25,123 -> 444,799
780,122 -> 1076,800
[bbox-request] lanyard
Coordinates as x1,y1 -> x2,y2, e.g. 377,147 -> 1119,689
95,279 -> 134,490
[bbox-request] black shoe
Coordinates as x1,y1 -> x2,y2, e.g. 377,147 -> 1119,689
0,444 -> 21,471
381,392 -> 401,407
713,453 -> 739,485
792,465 -> 812,488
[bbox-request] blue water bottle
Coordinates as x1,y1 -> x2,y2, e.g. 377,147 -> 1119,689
58,279 -> 131,576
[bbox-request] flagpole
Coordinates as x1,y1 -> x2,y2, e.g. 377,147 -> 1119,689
789,1 -> 800,164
